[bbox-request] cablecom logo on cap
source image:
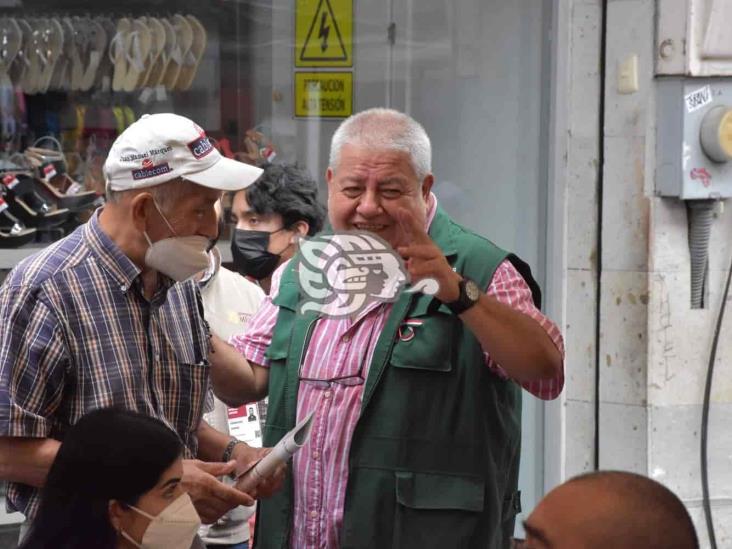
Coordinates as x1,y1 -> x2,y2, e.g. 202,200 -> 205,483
187,123 -> 214,160
132,159 -> 172,180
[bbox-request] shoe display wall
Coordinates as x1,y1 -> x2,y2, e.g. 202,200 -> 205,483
0,14 -> 208,96
0,3 -> 235,272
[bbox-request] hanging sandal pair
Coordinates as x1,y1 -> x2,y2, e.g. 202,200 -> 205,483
109,14 -> 206,93
24,137 -> 98,212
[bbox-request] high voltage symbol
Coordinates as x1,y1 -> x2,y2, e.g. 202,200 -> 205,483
318,12 -> 329,52
300,0 -> 349,63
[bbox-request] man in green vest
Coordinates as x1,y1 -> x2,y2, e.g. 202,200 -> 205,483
209,108 -> 565,548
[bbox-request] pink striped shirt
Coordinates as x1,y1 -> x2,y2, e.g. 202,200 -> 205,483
231,198 -> 564,548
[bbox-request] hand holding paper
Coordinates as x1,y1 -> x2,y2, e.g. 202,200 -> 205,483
235,410 -> 315,494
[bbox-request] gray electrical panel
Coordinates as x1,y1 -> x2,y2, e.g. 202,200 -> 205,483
656,77 -> 732,199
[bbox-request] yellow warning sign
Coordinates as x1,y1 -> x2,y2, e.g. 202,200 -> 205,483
295,72 -> 353,118
295,0 -> 352,68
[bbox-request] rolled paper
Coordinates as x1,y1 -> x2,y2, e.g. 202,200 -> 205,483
235,410 -> 315,493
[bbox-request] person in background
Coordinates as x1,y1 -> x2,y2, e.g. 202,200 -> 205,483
198,204 -> 265,549
19,407 -> 202,549
517,471 -> 699,549
228,162 -> 326,295
208,164 -> 325,546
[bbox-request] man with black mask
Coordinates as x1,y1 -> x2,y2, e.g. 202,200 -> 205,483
229,163 -> 326,295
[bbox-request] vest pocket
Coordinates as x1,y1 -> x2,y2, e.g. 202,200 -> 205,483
392,471 -> 484,547
390,309 -> 454,372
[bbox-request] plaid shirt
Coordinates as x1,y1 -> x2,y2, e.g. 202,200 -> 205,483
0,210 -> 211,519
232,195 -> 565,548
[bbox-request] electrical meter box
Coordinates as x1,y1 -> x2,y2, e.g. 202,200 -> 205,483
656,78 -> 732,199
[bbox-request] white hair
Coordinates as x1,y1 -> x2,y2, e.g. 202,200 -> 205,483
329,108 -> 432,180
105,178 -> 199,214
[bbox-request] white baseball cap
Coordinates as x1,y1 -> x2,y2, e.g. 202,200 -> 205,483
104,113 -> 263,192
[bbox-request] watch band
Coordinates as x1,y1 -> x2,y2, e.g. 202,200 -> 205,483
445,277 -> 480,315
222,437 -> 243,462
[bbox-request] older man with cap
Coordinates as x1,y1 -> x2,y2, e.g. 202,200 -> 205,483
0,113 -> 283,540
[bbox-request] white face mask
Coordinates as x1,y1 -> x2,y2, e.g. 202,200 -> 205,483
120,492 -> 201,549
143,200 -> 211,281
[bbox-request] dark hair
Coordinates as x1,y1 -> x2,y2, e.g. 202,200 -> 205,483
569,471 -> 699,549
244,163 -> 326,236
20,408 -> 184,549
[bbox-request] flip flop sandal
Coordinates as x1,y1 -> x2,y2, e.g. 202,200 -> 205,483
67,16 -> 87,91
94,17 -> 116,91
123,18 -> 152,92
175,15 -> 207,91
140,16 -> 165,89
162,14 -> 192,90
0,18 -> 22,84
24,18 -> 53,94
35,18 -> 64,94
9,19 -> 27,88
79,18 -> 106,92
48,18 -> 73,92
110,17 -> 131,92
11,19 -> 31,90
22,19 -> 44,94
149,17 -> 176,88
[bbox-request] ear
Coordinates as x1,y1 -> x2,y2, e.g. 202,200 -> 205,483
108,499 -> 126,532
291,220 -> 310,241
421,174 -> 434,202
326,167 -> 334,186
130,192 -> 153,234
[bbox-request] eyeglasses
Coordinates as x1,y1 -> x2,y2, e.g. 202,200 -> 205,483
298,354 -> 366,388
297,324 -> 372,389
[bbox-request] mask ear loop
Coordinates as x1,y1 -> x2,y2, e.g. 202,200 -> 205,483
148,194 -> 178,236
116,502 -> 148,549
142,194 -> 175,251
119,527 -> 144,549
271,226 -> 297,257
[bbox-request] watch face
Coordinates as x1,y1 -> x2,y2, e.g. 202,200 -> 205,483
465,279 -> 481,301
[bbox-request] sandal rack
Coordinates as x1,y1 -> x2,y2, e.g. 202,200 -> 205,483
0,14 -> 208,95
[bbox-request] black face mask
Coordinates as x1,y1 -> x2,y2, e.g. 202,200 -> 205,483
230,228 -> 284,280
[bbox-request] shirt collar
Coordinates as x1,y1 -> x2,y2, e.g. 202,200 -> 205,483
83,208 -> 146,293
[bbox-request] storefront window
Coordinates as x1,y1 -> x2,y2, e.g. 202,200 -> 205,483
0,0 -> 554,538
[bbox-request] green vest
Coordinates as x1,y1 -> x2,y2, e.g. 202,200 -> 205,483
255,207 -> 540,549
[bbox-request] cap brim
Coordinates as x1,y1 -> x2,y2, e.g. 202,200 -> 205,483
183,157 -> 263,191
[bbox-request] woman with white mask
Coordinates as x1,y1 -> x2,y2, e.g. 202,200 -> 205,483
20,408 -> 205,549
